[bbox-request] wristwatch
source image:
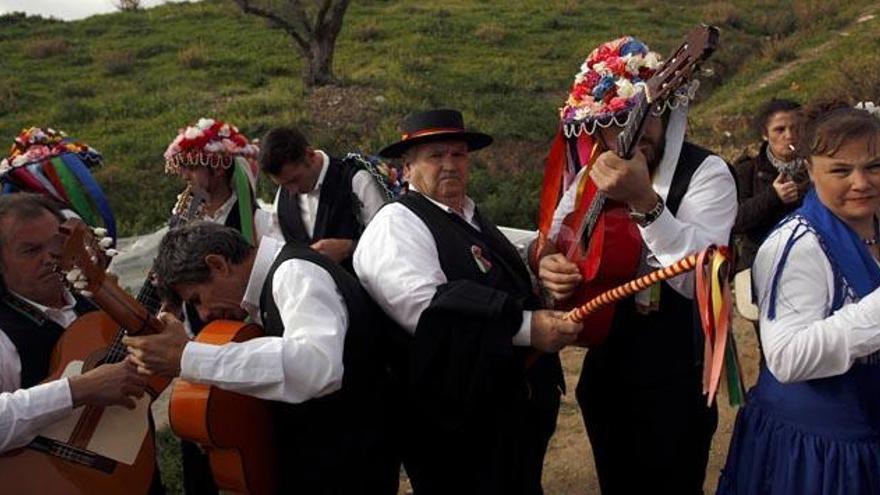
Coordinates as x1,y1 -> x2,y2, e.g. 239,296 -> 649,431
629,195 -> 665,227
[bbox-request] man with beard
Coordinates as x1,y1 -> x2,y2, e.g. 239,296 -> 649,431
536,36 -> 737,494
354,109 -> 582,493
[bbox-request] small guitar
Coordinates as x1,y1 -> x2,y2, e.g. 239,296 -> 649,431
556,25 -> 720,347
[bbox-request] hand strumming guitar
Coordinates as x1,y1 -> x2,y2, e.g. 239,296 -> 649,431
123,312 -> 190,378
68,357 -> 148,409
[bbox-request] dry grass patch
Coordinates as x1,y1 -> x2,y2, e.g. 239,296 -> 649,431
99,49 -> 135,75
178,44 -> 207,69
474,22 -> 506,44
24,37 -> 69,59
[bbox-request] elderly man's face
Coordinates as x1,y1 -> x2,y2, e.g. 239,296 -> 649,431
0,209 -> 65,305
404,139 -> 470,210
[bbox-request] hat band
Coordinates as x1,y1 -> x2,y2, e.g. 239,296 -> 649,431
401,127 -> 465,141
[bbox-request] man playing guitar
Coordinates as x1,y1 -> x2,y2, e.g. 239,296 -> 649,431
536,35 -> 737,494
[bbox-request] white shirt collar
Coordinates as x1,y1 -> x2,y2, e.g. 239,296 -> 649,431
11,289 -> 78,328
203,192 -> 238,225
307,150 -> 331,194
240,236 -> 284,324
409,184 -> 477,224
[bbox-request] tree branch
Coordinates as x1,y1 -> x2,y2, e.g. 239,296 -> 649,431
232,0 -> 310,52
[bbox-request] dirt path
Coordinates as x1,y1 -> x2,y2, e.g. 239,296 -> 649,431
540,315 -> 761,494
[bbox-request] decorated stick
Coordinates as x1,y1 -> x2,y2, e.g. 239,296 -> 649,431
565,253 -> 699,323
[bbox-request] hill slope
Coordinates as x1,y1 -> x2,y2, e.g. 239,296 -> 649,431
0,0 -> 878,235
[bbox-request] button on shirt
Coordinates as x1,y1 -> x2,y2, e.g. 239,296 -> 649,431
0,290 -> 79,452
180,236 -> 348,403
354,187 -> 532,345
269,150 -> 387,238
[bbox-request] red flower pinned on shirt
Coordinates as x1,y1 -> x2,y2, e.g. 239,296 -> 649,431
471,245 -> 492,274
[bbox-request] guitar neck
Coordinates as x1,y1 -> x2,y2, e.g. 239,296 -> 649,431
92,279 -> 162,338
615,92 -> 652,160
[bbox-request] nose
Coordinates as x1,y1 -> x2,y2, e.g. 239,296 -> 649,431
850,168 -> 872,191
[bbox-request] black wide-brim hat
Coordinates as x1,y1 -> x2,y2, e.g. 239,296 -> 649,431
379,109 -> 493,158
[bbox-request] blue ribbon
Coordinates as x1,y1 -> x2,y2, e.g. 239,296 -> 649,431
59,153 -> 117,241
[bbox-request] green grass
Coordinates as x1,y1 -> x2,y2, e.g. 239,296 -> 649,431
0,0 -> 878,235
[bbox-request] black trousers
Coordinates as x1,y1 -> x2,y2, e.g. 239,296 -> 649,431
576,353 -> 718,495
181,439 -> 218,495
404,355 -> 561,495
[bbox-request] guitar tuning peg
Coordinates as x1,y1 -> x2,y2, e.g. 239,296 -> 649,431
106,249 -> 119,258
92,227 -> 108,237
66,268 -> 82,283
73,281 -> 88,290
99,237 -> 113,249
81,290 -> 94,298
700,67 -> 715,77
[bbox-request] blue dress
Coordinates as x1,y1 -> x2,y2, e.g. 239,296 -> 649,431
719,191 -> 880,495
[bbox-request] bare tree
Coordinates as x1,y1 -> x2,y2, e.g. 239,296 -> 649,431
232,0 -> 352,88
112,0 -> 142,11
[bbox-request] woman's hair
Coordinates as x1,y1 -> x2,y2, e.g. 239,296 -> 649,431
803,107 -> 880,160
753,98 -> 801,138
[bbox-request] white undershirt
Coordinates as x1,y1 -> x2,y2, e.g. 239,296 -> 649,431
0,290 -> 78,452
202,190 -> 276,243
180,236 -> 348,403
269,150 -> 387,238
754,217 -> 880,383
353,186 -> 532,345
550,153 -> 737,298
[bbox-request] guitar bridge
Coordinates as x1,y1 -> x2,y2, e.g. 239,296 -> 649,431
29,436 -> 117,474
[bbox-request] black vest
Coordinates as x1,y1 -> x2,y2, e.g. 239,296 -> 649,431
397,192 -> 564,387
587,142 -> 722,385
0,292 -> 95,388
258,244 -> 395,492
277,157 -> 363,245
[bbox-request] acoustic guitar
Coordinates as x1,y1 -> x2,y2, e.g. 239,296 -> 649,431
0,188 -> 204,494
556,25 -> 720,347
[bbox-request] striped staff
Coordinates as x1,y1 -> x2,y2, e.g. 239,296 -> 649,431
563,245 -> 745,407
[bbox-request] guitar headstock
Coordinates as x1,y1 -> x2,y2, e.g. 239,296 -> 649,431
50,219 -> 109,294
169,185 -> 208,229
645,25 -> 719,105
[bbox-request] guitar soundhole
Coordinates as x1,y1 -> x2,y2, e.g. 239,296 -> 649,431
30,436 -> 117,474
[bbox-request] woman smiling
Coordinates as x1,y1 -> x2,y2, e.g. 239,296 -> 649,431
717,107 -> 880,495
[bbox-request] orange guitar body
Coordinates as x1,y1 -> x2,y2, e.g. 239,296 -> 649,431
169,320 -> 277,494
557,192 -> 642,347
0,311 -> 166,494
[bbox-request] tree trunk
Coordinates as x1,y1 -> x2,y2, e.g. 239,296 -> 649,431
304,36 -> 336,87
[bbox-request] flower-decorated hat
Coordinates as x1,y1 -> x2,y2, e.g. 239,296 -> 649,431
560,36 -> 663,137
0,127 -> 116,241
164,118 -> 261,244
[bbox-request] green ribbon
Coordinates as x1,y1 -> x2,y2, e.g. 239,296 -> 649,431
232,160 -> 255,245
50,157 -> 97,225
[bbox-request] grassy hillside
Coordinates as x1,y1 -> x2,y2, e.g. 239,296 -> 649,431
0,0 -> 878,235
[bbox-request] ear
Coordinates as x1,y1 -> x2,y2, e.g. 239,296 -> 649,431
204,254 -> 231,277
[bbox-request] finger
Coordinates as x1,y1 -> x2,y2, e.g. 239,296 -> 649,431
128,351 -> 148,370
136,364 -> 154,376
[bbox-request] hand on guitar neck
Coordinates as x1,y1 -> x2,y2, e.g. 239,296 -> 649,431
590,148 -> 659,214
68,357 -> 149,409
123,312 -> 190,378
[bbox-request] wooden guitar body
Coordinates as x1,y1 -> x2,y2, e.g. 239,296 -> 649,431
169,320 -> 277,494
0,311 -> 166,494
557,195 -> 642,347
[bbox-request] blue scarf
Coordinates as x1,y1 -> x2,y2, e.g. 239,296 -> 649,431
768,188 -> 880,319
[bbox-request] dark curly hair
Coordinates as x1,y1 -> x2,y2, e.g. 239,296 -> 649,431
257,126 -> 310,175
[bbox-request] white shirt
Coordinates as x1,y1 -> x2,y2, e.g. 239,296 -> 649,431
269,150 -> 387,238
180,236 -> 348,403
550,153 -> 737,298
754,217 -> 880,383
0,290 -> 78,452
353,187 -> 532,345
203,190 -> 276,242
